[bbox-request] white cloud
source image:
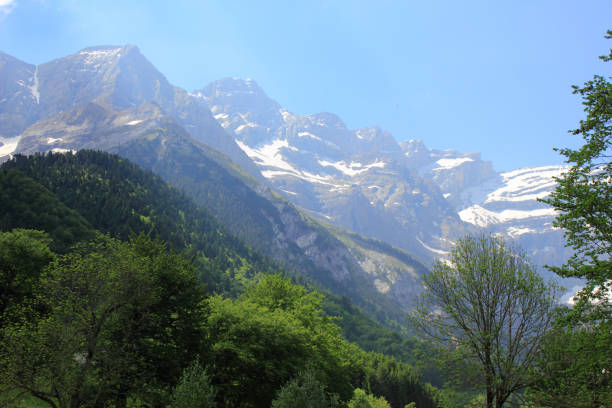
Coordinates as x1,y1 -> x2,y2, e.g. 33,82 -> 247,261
0,0 -> 16,16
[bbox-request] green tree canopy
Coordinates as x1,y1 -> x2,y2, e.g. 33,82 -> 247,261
542,30 -> 612,321
169,361 -> 216,408
531,32 -> 612,406
271,369 -> 340,408
347,388 -> 391,408
527,311 -> 612,408
0,229 -> 55,323
411,235 -> 559,408
0,236 -> 206,408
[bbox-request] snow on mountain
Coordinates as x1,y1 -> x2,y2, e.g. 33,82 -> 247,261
462,166 -> 564,206
204,81 -> 572,272
196,79 -> 468,262
1,47 -> 259,176
404,138 -> 573,271
458,165 -> 566,230
0,136 -> 20,157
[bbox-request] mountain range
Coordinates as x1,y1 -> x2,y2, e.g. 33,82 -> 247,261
194,78 -> 573,272
0,45 -> 576,319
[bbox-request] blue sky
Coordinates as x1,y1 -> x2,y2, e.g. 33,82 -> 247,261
1,0 -> 610,171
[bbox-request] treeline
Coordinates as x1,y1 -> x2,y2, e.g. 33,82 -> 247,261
0,231 -> 437,407
0,151 -> 440,407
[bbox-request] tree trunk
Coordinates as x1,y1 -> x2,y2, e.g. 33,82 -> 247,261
486,388 -> 494,408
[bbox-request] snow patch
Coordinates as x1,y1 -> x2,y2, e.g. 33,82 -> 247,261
318,159 -> 385,177
51,148 -> 75,154
46,137 -> 63,144
260,170 -> 336,186
79,48 -> 122,65
29,65 -> 40,104
459,205 -> 557,227
507,226 -> 537,238
297,131 -> 322,141
236,139 -> 296,173
435,157 -> 474,169
416,237 -> 449,256
126,120 -> 142,126
0,136 -> 20,156
280,109 -> 295,122
235,123 -> 259,133
484,166 -> 566,203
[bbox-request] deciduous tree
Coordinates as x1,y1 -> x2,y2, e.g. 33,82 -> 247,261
541,30 -> 612,322
411,235 -> 558,408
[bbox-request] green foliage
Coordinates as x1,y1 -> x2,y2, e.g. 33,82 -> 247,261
169,361 -> 216,408
0,229 -> 54,323
2,150 -> 278,294
526,29 -> 612,408
360,352 -> 437,408
204,295 -> 312,407
411,235 -> 558,408
0,236 -> 206,408
0,169 -> 96,252
322,294 -> 445,388
271,369 -> 340,408
347,388 -> 391,408
204,281 -> 363,408
541,30 -> 612,322
0,152 -> 442,408
526,313 -> 612,408
204,276 -> 438,408
243,274 -> 339,334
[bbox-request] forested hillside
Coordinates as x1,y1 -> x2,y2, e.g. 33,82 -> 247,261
0,151 -> 442,408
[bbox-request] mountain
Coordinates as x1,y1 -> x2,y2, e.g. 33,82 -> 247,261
0,45 -> 574,317
0,47 -> 431,321
1,150 -> 445,408
195,78 -> 470,261
400,140 -> 574,275
198,78 -> 573,279
0,45 -> 260,175
0,51 -> 38,156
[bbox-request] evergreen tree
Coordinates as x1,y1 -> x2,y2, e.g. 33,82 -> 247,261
169,361 -> 216,408
271,369 -> 339,408
347,388 -> 391,408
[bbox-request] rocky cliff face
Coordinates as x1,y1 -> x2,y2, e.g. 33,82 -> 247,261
2,49 -> 428,320
400,140 -> 573,275
198,78 -> 573,278
0,51 -> 39,156
0,46 -> 259,176
196,78 -> 468,261
0,46 -> 576,316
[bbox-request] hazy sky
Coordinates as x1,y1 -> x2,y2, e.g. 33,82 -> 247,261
1,0 -> 610,171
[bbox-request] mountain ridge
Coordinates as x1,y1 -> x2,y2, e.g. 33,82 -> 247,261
198,76 -> 572,275
0,46 -> 575,314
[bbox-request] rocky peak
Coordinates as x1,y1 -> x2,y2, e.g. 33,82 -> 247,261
355,126 -> 401,154
71,45 -> 125,66
306,112 -> 346,130
196,78 -> 284,131
399,139 -> 432,168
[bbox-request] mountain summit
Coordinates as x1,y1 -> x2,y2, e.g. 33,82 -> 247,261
197,77 -> 571,272
195,78 -> 469,260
